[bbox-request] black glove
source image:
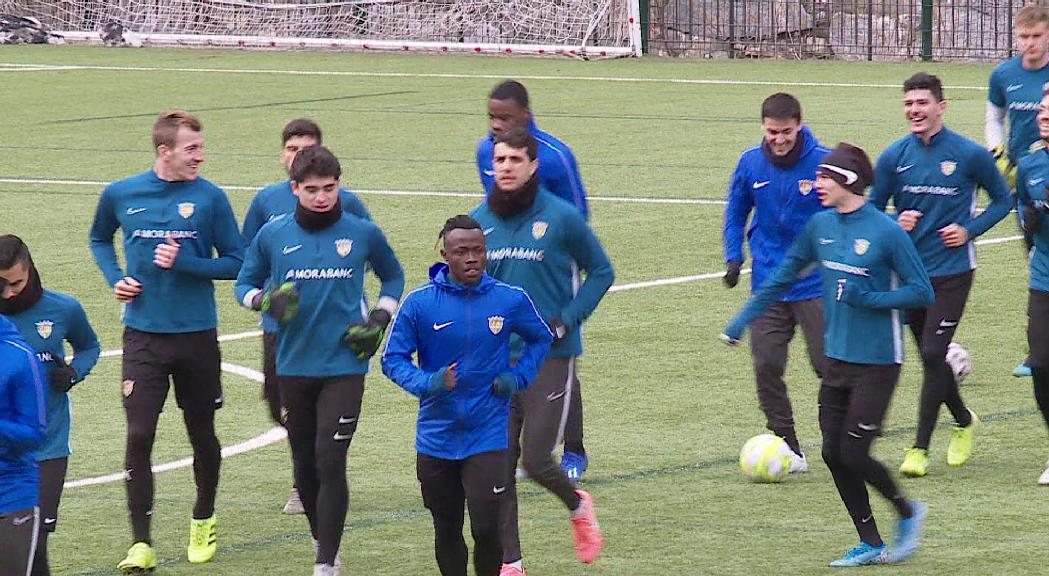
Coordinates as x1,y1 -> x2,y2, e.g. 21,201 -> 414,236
723,261 -> 742,288
548,317 -> 567,343
252,282 -> 299,324
344,309 -> 392,360
1023,205 -> 1040,254
50,355 -> 77,393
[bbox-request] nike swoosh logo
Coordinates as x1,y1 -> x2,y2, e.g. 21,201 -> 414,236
338,416 -> 357,425
126,208 -> 147,215
333,432 -> 353,441
484,170 -> 495,176
939,320 -> 958,328
1030,178 -> 1045,186
482,227 -> 495,236
44,518 -> 56,525
1007,84 -> 1023,92
819,238 -> 834,245
493,486 -> 507,494
752,180 -> 770,189
895,164 -> 914,173
546,390 -> 566,402
12,515 -> 32,526
433,321 -> 454,331
857,423 -> 879,431
282,244 -> 303,255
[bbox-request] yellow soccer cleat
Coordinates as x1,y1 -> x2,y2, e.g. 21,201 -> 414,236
900,448 -> 929,478
187,515 -> 217,564
947,409 -> 979,467
117,542 -> 157,574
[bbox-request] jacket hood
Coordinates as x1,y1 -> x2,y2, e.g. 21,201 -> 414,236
428,263 -> 496,295
798,125 -> 821,158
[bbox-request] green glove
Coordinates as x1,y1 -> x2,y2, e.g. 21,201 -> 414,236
991,144 -> 1016,189
253,282 -> 299,324
344,309 -> 392,360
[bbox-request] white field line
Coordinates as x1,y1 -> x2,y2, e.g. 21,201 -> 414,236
0,177 -> 723,206
62,231 -> 1024,488
0,62 -> 990,91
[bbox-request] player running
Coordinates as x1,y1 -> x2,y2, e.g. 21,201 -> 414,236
724,143 -> 933,566
476,80 -> 592,481
89,110 -> 244,572
471,128 -> 613,576
723,92 -> 830,471
871,73 -> 1012,478
236,145 -> 404,575
383,215 -> 553,576
241,118 -> 371,515
987,5 -> 1049,378
0,236 -> 100,576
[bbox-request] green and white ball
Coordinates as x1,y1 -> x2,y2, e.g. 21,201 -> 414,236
739,433 -> 793,482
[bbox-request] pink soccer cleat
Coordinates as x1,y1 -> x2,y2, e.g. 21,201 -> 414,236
570,490 -> 604,564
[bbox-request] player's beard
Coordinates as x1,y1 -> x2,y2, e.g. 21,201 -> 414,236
295,198 -> 342,231
0,261 -> 44,315
489,174 -> 539,218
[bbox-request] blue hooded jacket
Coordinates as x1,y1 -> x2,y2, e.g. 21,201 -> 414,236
723,125 -> 830,302
382,265 -> 552,460
0,315 -> 47,514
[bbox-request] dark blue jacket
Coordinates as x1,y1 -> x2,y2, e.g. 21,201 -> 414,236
723,126 -> 829,302
477,118 -> 589,219
382,266 -> 552,460
0,315 -> 47,514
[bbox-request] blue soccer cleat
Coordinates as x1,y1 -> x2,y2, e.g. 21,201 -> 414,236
829,542 -> 887,567
887,501 -> 928,564
561,451 -> 588,483
1013,362 -> 1032,378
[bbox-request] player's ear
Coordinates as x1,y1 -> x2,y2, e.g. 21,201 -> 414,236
290,180 -> 302,197
529,158 -> 539,177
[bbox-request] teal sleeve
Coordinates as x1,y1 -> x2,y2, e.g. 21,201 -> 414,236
67,301 -> 100,382
870,148 -> 897,214
173,193 -> 245,279
88,186 -> 125,287
367,226 -> 405,305
560,213 -> 614,330
234,232 -> 271,305
241,193 -> 267,246
965,148 -> 1013,239
879,227 -> 934,309
988,67 -> 1005,108
340,190 -> 372,221
725,221 -> 818,339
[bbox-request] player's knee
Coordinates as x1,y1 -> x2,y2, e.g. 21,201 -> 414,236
126,423 -> 157,453
315,451 -> 348,482
919,344 -> 948,366
753,358 -> 785,380
839,434 -> 872,471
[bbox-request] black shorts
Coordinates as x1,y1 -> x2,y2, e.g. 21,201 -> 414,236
122,327 -> 222,414
1029,289 -> 1049,370
819,358 -> 900,436
417,449 -> 509,509
38,457 -> 67,533
904,270 -> 973,353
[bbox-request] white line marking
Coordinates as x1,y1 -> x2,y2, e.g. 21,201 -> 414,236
0,62 -> 989,90
0,177 -> 724,205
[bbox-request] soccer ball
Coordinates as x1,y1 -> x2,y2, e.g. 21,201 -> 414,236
946,342 -> 972,384
739,433 -> 793,483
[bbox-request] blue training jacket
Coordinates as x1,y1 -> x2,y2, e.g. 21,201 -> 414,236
723,125 -> 830,302
726,203 -> 934,366
870,127 -> 1012,278
4,290 -> 100,461
382,265 -> 552,460
0,315 -> 47,514
89,170 -> 244,333
476,118 -> 589,219
241,180 -> 372,333
1016,147 -> 1049,293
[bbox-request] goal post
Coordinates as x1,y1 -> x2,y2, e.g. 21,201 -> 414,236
3,0 -> 643,58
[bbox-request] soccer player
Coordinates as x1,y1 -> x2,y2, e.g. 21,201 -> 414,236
89,110 -> 244,572
382,215 -> 553,576
724,143 -> 933,566
235,146 -> 404,575
476,80 -> 592,480
0,314 -> 46,576
871,73 -> 1012,478
722,92 -> 830,471
471,128 -> 612,576
0,236 -> 100,576
241,118 -> 371,515
1014,88 -> 1049,484
987,5 -> 1049,378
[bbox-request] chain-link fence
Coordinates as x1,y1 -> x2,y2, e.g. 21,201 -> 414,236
644,0 -> 1037,61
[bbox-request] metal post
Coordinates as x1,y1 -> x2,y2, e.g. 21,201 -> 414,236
1007,0 -> 1015,58
639,0 -> 649,55
921,0 -> 933,61
729,0 -> 736,59
867,0 -> 874,61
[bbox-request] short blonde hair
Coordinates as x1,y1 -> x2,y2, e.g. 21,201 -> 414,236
1016,5 -> 1049,30
152,109 -> 202,150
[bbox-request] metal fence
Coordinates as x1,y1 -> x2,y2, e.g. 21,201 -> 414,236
643,0 -> 1041,61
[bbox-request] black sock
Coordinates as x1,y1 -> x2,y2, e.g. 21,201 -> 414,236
1034,368 -> 1049,430
852,514 -> 883,548
890,496 -> 913,519
778,429 -> 802,456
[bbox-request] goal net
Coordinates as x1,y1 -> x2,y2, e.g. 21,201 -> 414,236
2,0 -> 641,58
